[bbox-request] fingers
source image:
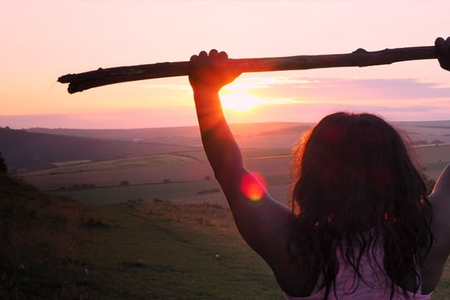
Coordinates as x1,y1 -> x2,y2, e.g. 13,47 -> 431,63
191,49 -> 228,65
209,49 -> 219,61
435,36 -> 450,52
188,49 -> 240,91
435,37 -> 444,47
435,36 -> 450,71
218,51 -> 228,64
435,37 -> 446,52
190,54 -> 198,63
199,50 -> 208,60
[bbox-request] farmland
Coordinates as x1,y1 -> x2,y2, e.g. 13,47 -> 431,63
17,120 -> 450,208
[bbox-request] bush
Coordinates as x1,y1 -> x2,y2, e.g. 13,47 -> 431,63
120,180 -> 130,186
197,188 -> 221,195
0,152 -> 7,174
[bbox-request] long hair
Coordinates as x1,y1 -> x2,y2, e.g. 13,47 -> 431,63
289,112 -> 433,299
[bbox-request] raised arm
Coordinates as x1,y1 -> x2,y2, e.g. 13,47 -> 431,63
421,38 -> 450,291
188,50 -> 294,265
189,50 -> 245,182
429,36 -> 450,210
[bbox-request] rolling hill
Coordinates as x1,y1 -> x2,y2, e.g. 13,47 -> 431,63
0,127 -> 200,172
2,120 -> 450,174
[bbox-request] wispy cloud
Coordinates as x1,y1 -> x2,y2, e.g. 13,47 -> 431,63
243,76 -> 450,104
0,109 -> 198,129
219,76 -> 450,123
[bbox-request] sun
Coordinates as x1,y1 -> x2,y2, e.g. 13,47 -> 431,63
220,90 -> 265,112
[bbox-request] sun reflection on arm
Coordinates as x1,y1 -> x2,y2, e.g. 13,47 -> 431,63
240,172 -> 268,201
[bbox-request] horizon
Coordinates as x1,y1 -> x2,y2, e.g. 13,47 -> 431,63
3,118 -> 450,131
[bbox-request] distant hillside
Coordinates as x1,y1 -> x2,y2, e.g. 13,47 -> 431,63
26,120 -> 450,145
27,126 -> 202,142
0,128 -> 200,172
27,122 -> 309,141
5,120 -> 450,173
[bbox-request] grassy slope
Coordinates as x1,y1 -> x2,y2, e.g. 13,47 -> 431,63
0,128 -> 199,172
2,174 -> 450,299
0,174 -> 281,299
0,174 -> 96,299
86,201 -> 281,300
90,200 -> 450,300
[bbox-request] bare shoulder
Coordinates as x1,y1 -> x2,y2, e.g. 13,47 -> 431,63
421,176 -> 450,293
429,190 -> 450,248
429,164 -> 450,241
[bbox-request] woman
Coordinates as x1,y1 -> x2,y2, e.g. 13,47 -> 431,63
188,37 -> 450,299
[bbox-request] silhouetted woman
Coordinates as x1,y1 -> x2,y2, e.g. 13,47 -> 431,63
188,37 -> 450,300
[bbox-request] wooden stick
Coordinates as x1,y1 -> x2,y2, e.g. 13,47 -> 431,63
58,46 -> 437,94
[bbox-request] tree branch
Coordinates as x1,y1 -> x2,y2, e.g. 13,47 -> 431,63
58,46 -> 437,94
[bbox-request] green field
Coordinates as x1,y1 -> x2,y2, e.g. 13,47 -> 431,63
22,148 -> 293,192
23,148 -> 291,177
95,200 -> 450,300
83,201 -> 283,300
2,173 -> 450,299
53,180 -> 223,206
24,153 -> 203,176
0,174 -> 283,299
51,173 -> 291,206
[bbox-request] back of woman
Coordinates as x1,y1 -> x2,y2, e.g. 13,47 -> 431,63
188,37 -> 450,300
285,113 -> 437,300
284,232 -> 433,300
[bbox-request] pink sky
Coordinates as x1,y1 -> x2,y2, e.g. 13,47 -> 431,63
1,1 -> 450,129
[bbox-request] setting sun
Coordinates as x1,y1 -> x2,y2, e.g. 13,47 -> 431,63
220,90 -> 265,112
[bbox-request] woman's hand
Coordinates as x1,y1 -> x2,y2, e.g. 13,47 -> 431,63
189,49 -> 243,94
435,37 -> 450,71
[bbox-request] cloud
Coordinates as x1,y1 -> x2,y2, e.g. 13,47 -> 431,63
222,100 -> 450,125
0,109 -> 198,130
241,76 -> 450,104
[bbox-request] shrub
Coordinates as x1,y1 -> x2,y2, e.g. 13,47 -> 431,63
0,152 -> 7,174
197,188 -> 221,195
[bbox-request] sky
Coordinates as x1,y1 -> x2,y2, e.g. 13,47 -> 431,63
1,0 -> 450,129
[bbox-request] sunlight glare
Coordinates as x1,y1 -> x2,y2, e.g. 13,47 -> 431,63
221,90 -> 265,112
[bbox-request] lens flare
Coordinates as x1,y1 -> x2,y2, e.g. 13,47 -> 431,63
221,90 -> 262,112
240,172 -> 267,201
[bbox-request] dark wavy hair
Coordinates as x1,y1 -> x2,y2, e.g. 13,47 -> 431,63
289,112 -> 433,299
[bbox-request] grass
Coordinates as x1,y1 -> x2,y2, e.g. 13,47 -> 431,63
426,161 -> 450,171
51,173 -> 290,206
0,173 -> 281,299
83,199 -> 450,300
22,148 -> 292,178
3,172 -> 450,299
0,174 -> 99,299
52,180 -> 223,205
83,200 -> 281,300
